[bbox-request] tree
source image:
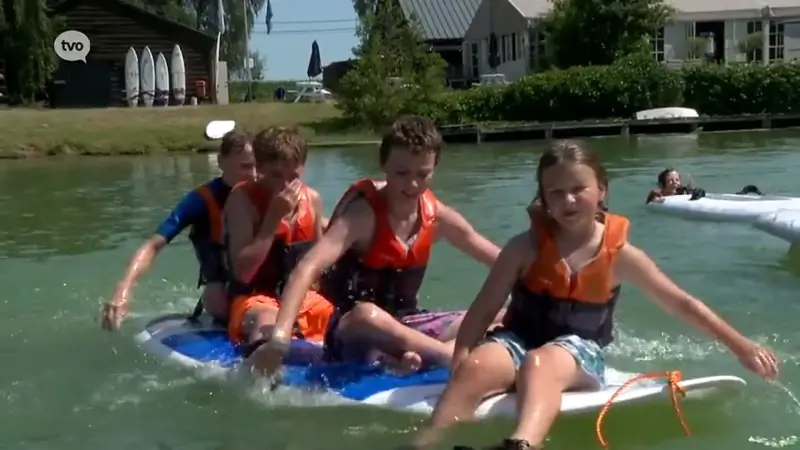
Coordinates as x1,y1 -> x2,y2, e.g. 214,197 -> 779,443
140,0 -> 265,77
0,0 -> 60,104
230,49 -> 265,80
337,0 -> 445,128
544,0 -> 673,68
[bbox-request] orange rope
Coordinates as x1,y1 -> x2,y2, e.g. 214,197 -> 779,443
595,370 -> 691,448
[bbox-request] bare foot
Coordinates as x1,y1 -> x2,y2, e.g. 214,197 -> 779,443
382,351 -> 422,376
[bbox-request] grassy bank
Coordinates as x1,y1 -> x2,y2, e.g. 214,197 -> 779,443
0,102 -> 379,158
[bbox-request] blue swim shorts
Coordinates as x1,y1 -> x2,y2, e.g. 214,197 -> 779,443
485,330 -> 606,388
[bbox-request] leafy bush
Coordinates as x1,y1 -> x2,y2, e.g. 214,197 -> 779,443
428,57 -> 800,125
681,62 -> 800,115
434,53 -> 683,124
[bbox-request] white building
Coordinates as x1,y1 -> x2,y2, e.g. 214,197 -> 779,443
462,0 -> 800,82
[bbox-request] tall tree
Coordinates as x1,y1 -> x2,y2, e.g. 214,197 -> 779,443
336,0 -> 445,127
544,0 -> 673,67
139,0 -> 265,76
0,0 -> 60,104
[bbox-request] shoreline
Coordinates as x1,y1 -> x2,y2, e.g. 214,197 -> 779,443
0,139 -> 384,160
3,101 -> 800,159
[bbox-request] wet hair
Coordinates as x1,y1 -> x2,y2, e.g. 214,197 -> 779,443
379,115 -> 442,165
252,127 -> 308,166
657,168 -> 678,188
219,130 -> 253,157
535,140 -> 609,214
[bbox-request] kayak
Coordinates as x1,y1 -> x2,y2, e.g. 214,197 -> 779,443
648,193 -> 800,222
754,209 -> 800,243
134,313 -> 748,418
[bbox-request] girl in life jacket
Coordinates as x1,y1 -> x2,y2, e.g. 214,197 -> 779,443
410,141 -> 779,450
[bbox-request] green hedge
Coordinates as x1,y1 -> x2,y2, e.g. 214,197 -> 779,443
228,80 -> 296,103
423,54 -> 800,125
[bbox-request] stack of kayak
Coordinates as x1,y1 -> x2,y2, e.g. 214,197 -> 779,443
134,313 -> 746,417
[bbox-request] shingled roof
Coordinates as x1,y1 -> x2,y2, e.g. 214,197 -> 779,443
399,0 -> 481,41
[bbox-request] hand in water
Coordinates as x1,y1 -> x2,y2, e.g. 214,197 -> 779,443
736,340 -> 780,381
247,339 -> 287,378
100,294 -> 129,331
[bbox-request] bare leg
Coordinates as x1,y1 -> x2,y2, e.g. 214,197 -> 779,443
412,342 -> 516,448
336,303 -> 455,368
508,345 -> 582,448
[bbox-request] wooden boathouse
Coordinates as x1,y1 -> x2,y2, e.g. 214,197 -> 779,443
49,0 -> 216,108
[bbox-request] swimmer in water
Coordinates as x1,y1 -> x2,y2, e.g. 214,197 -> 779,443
645,168 -> 694,203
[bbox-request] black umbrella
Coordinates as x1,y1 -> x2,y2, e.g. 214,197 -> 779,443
488,33 -> 499,70
307,40 -> 322,78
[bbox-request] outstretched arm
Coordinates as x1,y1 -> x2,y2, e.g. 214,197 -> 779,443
453,232 -> 528,365
272,200 -> 371,341
113,189 -> 205,302
436,201 -> 500,267
617,243 -> 749,352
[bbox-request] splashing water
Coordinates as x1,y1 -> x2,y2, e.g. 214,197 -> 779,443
749,380 -> 800,448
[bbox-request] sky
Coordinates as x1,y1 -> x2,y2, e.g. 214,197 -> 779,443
248,0 -> 360,80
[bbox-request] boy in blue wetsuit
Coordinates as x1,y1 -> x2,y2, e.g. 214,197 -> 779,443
100,131 -> 257,331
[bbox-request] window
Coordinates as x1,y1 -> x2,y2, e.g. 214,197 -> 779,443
511,32 -> 517,61
470,42 -> 479,79
481,38 -> 488,68
769,21 -> 784,61
528,27 -> 547,71
746,21 -> 763,62
501,34 -> 508,62
651,27 -> 665,62
528,28 -> 536,70
516,33 -> 524,60
537,30 -> 546,66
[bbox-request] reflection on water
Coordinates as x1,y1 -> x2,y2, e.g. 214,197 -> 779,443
0,156 -> 215,259
2,131 -> 800,450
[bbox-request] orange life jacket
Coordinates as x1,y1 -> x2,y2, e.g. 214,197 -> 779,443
191,182 -> 227,286
502,213 -> 629,348
226,181 -> 317,298
321,178 -> 438,317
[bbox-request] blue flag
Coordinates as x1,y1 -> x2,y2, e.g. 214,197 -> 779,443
266,0 -> 273,34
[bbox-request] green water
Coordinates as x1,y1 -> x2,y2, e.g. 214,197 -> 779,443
3,131 -> 800,450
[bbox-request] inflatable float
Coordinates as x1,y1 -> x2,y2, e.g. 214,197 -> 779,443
135,313 -> 747,418
754,209 -> 800,244
648,192 -> 800,223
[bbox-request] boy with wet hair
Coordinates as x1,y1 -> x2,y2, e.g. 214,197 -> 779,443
223,126 -> 334,373
101,130 -> 257,331
249,115 -> 504,376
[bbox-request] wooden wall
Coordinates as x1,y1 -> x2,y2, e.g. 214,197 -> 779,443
53,0 -> 215,107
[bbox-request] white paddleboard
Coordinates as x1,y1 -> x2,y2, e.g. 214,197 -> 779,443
170,44 -> 186,105
155,52 -> 169,106
205,120 -> 236,140
135,314 -> 748,418
124,47 -> 139,107
140,46 -> 155,107
648,193 -> 800,222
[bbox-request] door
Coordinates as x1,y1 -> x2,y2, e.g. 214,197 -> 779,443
52,60 -> 112,108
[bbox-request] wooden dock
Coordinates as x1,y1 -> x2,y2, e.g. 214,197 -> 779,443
438,113 -> 800,144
